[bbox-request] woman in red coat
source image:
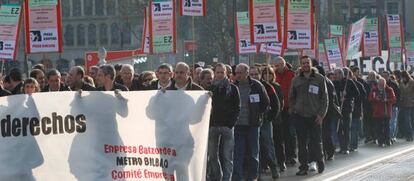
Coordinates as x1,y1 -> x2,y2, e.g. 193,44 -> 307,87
368,77 -> 396,147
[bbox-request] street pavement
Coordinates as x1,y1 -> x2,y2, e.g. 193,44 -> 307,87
260,139 -> 414,181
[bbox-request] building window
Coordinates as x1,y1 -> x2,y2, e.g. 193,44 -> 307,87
387,2 -> 399,14
64,25 -> 74,46
73,0 -> 82,17
84,0 -> 93,16
62,0 -> 70,17
107,0 -> 116,16
111,23 -> 120,45
95,0 -> 104,16
77,24 -> 86,46
121,23 -> 131,45
88,24 -> 96,45
99,23 -> 108,45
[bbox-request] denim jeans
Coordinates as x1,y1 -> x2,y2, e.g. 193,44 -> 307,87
400,107 -> 413,139
207,127 -> 234,181
233,126 -> 260,181
330,118 -> 339,147
389,106 -> 399,139
350,118 -> 361,149
259,121 -> 277,170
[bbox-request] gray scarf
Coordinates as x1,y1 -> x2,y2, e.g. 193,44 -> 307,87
212,78 -> 232,95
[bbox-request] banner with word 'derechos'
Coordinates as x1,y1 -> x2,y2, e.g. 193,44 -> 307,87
0,91 -> 211,181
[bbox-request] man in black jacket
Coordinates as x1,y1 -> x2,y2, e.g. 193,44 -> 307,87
9,68 -> 23,95
206,63 -> 240,181
233,63 -> 269,181
96,65 -> 128,91
42,69 -> 71,92
119,64 -> 145,91
67,66 -> 96,91
350,71 -> 366,151
333,68 -> 360,154
147,63 -> 175,90
170,62 -> 203,90
250,66 -> 281,179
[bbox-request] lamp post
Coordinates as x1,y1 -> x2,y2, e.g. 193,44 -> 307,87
98,47 -> 107,65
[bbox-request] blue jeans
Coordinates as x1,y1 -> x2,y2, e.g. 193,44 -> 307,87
389,106 -> 399,139
350,118 -> 361,149
233,126 -> 260,181
330,118 -> 339,147
207,127 -> 234,181
259,121 -> 277,169
400,107 -> 413,139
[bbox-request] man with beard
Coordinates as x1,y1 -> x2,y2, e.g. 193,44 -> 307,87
289,56 -> 328,175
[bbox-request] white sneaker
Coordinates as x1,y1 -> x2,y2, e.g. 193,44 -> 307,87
309,162 -> 317,172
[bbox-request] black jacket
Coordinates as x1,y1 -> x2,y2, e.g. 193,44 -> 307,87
119,79 -> 146,91
71,81 -> 96,91
96,82 -> 129,91
169,78 -> 203,90
235,77 -> 270,126
333,79 -> 360,114
0,87 -> 11,97
260,79 -> 281,122
325,78 -> 342,119
352,79 -> 366,119
42,83 -> 71,92
11,82 -> 22,95
387,80 -> 400,106
209,82 -> 240,128
269,81 -> 284,124
147,79 -> 176,90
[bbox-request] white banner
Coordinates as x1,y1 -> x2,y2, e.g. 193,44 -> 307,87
180,0 -> 206,16
346,17 -> 366,60
235,12 -> 257,54
348,51 -> 412,75
284,0 -> 315,49
259,42 -> 283,56
24,0 -> 63,53
0,91 -> 211,181
249,0 -> 282,43
362,17 -> 381,57
0,3 -> 22,60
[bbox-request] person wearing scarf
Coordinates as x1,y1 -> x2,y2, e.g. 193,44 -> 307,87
207,63 -> 240,181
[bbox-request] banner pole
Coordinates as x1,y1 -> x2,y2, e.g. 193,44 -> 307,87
248,54 -> 251,66
192,16 -> 196,68
266,52 -> 270,81
0,59 -> 4,77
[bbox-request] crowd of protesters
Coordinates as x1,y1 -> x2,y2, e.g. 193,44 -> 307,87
0,56 -> 413,181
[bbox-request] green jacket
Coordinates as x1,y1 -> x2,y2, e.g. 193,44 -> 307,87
289,68 -> 328,118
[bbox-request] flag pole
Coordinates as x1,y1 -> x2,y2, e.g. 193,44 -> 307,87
192,16 -> 196,68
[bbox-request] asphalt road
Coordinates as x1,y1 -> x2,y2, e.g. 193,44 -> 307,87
260,139 -> 414,181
